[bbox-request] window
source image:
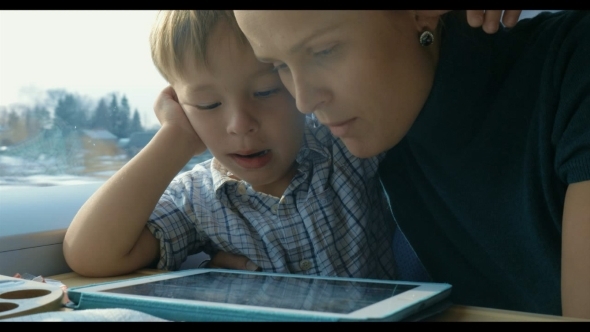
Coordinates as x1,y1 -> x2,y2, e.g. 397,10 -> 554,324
0,10 -> 212,276
1,11 -> 165,190
0,10 -> 557,277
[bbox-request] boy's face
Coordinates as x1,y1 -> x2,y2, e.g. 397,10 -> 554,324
172,21 -> 305,196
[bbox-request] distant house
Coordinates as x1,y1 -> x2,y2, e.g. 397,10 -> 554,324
79,129 -> 120,156
81,129 -> 118,141
122,131 -> 158,158
0,125 -> 11,147
78,129 -> 125,174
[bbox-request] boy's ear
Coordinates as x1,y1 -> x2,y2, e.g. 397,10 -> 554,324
412,10 -> 447,32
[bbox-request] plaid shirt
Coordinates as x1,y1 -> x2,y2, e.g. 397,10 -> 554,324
147,123 -> 396,280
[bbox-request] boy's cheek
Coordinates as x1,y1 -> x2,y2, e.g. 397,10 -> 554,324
184,115 -> 210,140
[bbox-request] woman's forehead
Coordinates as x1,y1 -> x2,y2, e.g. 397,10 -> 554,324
234,11 -> 369,58
235,10 -> 360,35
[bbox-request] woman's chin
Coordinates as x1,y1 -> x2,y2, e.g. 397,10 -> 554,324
341,138 -> 385,159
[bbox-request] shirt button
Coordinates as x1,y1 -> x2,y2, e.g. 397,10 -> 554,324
237,183 -> 247,195
271,204 -> 278,214
299,259 -> 312,271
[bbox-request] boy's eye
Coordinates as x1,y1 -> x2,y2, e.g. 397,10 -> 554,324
196,102 -> 221,110
254,88 -> 281,98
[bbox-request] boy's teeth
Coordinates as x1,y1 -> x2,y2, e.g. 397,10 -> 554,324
241,150 -> 268,158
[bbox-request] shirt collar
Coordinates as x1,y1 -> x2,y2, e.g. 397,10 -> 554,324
211,158 -> 241,201
295,120 -> 331,165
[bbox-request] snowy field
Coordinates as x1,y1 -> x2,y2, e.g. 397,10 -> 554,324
0,154 -> 121,190
0,150 -> 212,190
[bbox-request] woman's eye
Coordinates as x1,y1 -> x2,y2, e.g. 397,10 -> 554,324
271,63 -> 289,73
313,44 -> 338,58
254,88 -> 281,98
196,102 -> 221,110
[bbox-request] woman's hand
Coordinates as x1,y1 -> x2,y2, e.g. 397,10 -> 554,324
153,86 -> 206,155
416,10 -> 522,34
465,10 -> 522,33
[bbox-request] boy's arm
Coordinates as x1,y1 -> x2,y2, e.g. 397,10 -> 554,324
63,87 -> 205,277
561,179 -> 590,319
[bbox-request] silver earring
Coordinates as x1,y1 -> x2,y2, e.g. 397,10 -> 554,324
419,30 -> 434,47
310,113 -> 319,129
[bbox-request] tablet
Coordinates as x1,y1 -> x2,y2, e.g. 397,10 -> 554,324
67,269 -> 452,322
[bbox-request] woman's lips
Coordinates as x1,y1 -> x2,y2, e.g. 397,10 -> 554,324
325,118 -> 357,137
230,150 -> 272,169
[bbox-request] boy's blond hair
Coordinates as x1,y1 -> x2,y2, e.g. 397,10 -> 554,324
150,10 -> 248,83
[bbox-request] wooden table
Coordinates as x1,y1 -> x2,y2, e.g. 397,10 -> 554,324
48,270 -> 587,322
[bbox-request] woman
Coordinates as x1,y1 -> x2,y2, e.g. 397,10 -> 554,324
229,10 -> 590,318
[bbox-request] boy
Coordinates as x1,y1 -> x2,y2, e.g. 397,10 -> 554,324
63,10 -> 396,280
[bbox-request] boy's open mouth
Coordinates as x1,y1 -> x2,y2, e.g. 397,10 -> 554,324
236,150 -> 269,158
231,150 -> 272,169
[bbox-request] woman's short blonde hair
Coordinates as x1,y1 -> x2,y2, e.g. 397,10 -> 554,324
150,10 -> 248,83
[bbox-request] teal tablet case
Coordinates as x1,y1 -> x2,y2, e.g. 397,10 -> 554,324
67,269 -> 451,322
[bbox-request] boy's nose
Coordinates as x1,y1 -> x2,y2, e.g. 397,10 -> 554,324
227,109 -> 259,136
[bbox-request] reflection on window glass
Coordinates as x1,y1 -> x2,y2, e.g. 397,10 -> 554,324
0,11 -> 211,188
519,10 -> 561,20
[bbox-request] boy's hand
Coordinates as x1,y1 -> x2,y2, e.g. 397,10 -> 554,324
154,86 -> 206,155
208,251 -> 262,272
416,10 -> 522,34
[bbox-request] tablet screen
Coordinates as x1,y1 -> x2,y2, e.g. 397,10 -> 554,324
102,272 -> 417,314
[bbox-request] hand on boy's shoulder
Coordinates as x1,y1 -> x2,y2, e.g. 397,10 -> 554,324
416,10 -> 522,34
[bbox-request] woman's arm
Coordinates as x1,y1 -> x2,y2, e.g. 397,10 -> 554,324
63,87 -> 205,277
561,179 -> 590,319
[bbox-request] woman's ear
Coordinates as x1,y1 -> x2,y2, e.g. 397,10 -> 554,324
412,10 -> 446,33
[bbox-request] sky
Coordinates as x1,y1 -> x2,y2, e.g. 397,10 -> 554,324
0,10 -> 168,129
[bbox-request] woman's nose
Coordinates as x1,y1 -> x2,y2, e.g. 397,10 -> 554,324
291,71 -> 331,115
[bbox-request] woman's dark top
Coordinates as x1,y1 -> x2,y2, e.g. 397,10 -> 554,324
379,10 -> 590,315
